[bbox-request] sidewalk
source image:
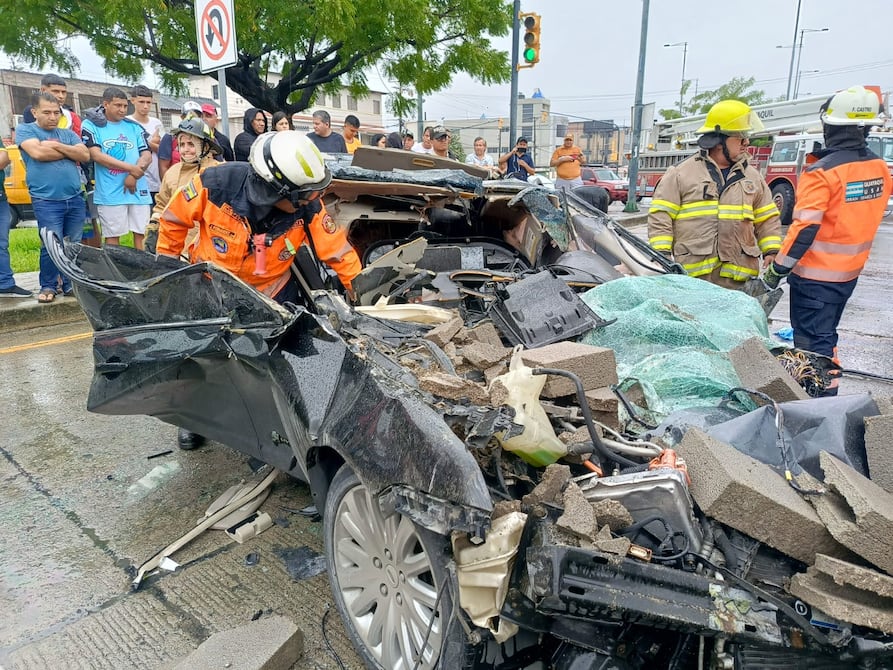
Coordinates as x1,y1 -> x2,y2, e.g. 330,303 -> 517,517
0,207 -> 649,336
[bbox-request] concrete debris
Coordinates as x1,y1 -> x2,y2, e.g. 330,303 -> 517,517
674,428 -> 841,564
584,387 -> 618,413
489,379 -> 510,408
419,371 -> 489,404
728,337 -> 809,402
171,615 -> 303,670
790,569 -> 893,634
556,482 -> 597,539
522,463 -> 571,507
424,315 -> 464,348
492,499 -> 522,519
461,341 -> 511,370
462,321 -> 505,348
592,499 -> 634,533
864,414 -> 893,493
811,451 -> 893,575
874,394 -> 893,415
813,553 -> 893,598
484,362 -> 508,385
520,342 -> 618,399
558,426 -> 595,447
593,524 -> 632,556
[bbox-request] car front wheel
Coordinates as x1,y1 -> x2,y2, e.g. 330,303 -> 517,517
324,465 -> 466,669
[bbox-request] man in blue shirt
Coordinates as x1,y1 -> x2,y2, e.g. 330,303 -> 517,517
498,136 -> 536,182
17,92 -> 90,303
81,87 -> 152,250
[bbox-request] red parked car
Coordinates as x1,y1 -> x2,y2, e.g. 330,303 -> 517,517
581,165 -> 630,204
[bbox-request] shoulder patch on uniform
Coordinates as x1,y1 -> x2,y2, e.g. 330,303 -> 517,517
182,182 -> 199,201
845,178 -> 885,202
741,179 -> 757,195
322,214 -> 337,234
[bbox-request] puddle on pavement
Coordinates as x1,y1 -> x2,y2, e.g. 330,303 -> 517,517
275,546 -> 327,581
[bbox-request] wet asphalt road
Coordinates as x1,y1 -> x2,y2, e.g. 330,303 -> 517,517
0,215 -> 891,669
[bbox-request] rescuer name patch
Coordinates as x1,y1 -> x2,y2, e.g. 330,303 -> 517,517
182,182 -> 199,201
845,178 -> 885,202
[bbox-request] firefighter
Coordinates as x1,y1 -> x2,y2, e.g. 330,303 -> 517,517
761,86 -> 892,396
157,131 -> 361,450
157,131 -> 360,303
648,100 -> 782,289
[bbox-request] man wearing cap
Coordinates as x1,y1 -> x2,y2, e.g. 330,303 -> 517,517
550,133 -> 585,192
499,137 -> 536,181
430,126 -> 457,159
342,115 -> 361,154
200,104 -> 234,161
648,99 -> 780,290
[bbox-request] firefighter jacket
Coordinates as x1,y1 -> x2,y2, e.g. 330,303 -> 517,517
648,151 -> 782,282
157,162 -> 360,297
775,147 -> 892,284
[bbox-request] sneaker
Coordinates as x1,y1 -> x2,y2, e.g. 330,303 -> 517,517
0,285 -> 32,298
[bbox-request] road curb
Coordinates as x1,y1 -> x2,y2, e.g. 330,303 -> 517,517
0,298 -> 87,335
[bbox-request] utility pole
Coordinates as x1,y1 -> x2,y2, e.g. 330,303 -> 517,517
785,0 -> 802,100
416,89 -> 424,141
509,0 -> 520,146
624,0 -> 650,213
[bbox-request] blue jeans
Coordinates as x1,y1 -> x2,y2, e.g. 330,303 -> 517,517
0,198 -> 13,289
33,195 -> 85,292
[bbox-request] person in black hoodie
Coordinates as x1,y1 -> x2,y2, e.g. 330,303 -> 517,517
233,108 -> 268,161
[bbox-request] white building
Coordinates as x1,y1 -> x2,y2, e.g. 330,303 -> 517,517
442,92 -> 568,171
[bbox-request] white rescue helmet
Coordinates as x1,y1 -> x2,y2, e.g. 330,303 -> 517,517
248,131 -> 332,201
820,86 -> 885,126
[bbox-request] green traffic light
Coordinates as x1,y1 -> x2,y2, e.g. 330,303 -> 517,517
523,47 -> 537,63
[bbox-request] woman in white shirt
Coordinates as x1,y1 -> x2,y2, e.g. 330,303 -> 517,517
466,137 -> 500,176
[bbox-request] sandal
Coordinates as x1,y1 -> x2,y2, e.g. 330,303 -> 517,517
37,289 -> 56,304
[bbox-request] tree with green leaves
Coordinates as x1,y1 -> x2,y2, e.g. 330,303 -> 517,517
0,0 -> 513,116
659,76 -> 779,120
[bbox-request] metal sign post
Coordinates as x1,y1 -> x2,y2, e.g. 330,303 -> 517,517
195,0 -> 237,134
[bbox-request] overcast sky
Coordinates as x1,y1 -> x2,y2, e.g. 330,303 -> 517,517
6,0 -> 891,129
416,0 -> 893,127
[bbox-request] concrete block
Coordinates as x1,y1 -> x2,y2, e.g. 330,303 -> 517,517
813,553 -> 893,598
461,341 -> 511,370
464,321 -> 505,348
522,463 -> 571,506
585,387 -> 618,413
865,414 -> 893,493
419,371 -> 489,404
556,482 -> 597,539
728,337 -> 809,402
593,524 -> 632,556
874,394 -> 893,415
592,499 -> 633,532
812,452 -> 893,575
521,342 -> 618,399
484,362 -> 508,385
675,428 -> 841,564
790,570 -> 893,634
424,315 -> 464,347
172,615 -> 303,670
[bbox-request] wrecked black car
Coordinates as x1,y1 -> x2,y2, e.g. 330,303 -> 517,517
45,164 -> 893,670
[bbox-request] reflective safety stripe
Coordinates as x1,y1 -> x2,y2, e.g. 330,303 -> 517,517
676,201 -> 719,220
758,235 -> 782,252
717,204 -> 755,220
649,199 -> 681,217
719,263 -> 759,280
793,266 -> 862,282
753,202 -> 781,223
682,256 -> 720,277
649,235 -> 673,250
775,252 -> 795,267
793,208 -> 824,223
809,239 -> 874,255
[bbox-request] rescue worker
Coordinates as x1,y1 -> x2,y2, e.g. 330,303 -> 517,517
648,100 -> 782,289
156,131 -> 361,449
761,86 -> 892,396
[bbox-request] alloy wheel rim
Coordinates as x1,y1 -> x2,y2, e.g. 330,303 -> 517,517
332,483 -> 443,669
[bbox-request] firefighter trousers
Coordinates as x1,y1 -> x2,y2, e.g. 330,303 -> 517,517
789,280 -> 847,396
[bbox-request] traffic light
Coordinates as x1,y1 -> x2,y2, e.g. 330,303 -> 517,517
520,13 -> 541,66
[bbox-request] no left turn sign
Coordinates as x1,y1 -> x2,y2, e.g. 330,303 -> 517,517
195,0 -> 237,72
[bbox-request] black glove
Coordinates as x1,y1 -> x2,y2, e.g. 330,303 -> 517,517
762,262 -> 788,290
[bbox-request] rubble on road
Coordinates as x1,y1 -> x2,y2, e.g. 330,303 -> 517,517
864,413 -> 893,493
728,337 -> 809,401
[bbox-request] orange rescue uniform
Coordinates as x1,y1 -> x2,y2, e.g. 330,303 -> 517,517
157,163 -> 360,297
